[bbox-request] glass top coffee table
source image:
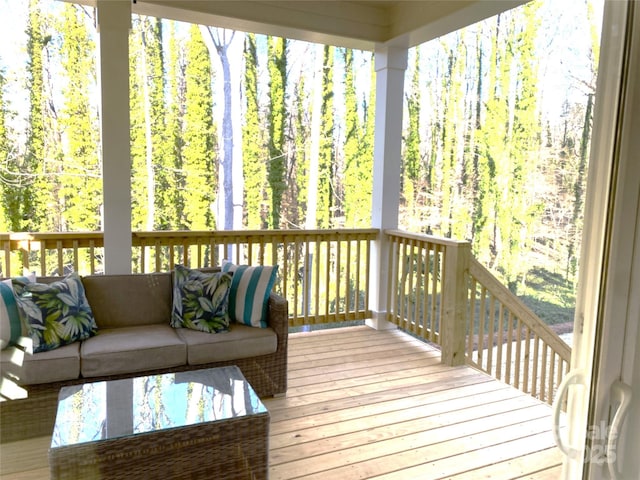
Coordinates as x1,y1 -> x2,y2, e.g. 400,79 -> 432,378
49,366 -> 269,480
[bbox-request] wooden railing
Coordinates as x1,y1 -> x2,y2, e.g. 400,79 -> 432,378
2,228 -> 571,404
384,230 -> 469,364
384,230 -> 571,405
466,258 -> 571,404
0,230 -> 376,327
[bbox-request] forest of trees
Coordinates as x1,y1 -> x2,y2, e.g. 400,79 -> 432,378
0,0 -> 601,315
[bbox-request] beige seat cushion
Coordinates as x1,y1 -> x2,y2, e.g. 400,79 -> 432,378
175,324 -> 277,365
1,342 -> 80,385
80,325 -> 186,377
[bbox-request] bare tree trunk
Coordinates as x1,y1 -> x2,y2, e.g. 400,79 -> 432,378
203,27 -> 236,232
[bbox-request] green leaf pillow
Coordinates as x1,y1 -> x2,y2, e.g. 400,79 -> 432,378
171,265 -> 232,333
16,273 -> 98,353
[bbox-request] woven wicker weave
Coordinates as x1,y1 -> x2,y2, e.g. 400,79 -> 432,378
49,368 -> 269,480
0,293 -> 287,444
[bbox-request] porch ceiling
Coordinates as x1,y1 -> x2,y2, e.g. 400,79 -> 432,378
128,0 -> 527,50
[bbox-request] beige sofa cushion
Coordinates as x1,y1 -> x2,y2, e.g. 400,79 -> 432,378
80,325 -> 186,377
175,324 -> 277,365
1,342 -> 80,385
81,273 -> 172,328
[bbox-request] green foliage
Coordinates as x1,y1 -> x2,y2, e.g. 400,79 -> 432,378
181,24 -> 216,230
130,16 -> 169,232
165,22 -> 186,229
343,49 -> 371,227
403,47 -> 422,227
0,68 -> 18,232
4,1 -> 598,331
291,70 -> 309,228
58,3 -> 100,231
20,0 -> 48,232
317,45 -> 335,229
267,36 -> 287,228
398,0 -> 597,319
242,33 -> 266,229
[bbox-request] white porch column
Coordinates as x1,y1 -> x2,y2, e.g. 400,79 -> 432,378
367,45 -> 408,331
97,0 -> 132,274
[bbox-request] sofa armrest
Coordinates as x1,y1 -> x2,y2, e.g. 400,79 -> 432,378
267,292 -> 288,338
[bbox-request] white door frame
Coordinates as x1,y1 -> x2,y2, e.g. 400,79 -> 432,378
554,1 -> 639,478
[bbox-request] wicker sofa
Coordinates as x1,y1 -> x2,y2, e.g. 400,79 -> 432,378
0,269 -> 288,443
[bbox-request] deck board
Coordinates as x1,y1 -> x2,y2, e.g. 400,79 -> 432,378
0,325 -> 563,479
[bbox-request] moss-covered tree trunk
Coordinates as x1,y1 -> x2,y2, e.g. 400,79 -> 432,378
181,24 -> 216,230
267,36 -> 287,229
317,45 -> 335,229
242,33 -> 267,229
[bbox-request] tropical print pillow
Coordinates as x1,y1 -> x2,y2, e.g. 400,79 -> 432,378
171,264 -> 232,333
16,273 -> 98,353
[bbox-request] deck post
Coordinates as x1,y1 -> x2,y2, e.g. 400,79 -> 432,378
441,241 -> 471,366
367,45 -> 408,331
97,0 -> 132,274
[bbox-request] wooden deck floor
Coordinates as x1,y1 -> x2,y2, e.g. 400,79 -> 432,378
0,326 -> 563,479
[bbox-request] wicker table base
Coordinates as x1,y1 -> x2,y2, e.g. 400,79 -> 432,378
49,366 -> 269,480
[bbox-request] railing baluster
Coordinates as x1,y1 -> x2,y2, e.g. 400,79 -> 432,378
314,235 -> 321,323
345,240 -> 352,316
467,277 -> 477,366
505,312 -> 513,385
154,240 -> 161,272
432,245 -> 446,343
487,294 -> 496,376
496,304 -> 504,381
89,240 -> 96,274
324,238 -> 330,321
531,334 -> 540,398
514,318 -> 522,389
540,342 -> 548,403
72,240 -> 79,272
478,286 -> 486,371
523,326 -> 531,393
407,239 -> 416,334
417,243 -> 426,339
399,238 -> 408,330
355,239 -> 361,316
336,238 -> 341,322
56,240 -> 64,276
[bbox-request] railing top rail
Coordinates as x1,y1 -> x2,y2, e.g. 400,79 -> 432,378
384,229 -> 471,248
1,232 -> 105,249
1,232 -> 105,240
2,229 -> 379,240
1,229 -> 381,250
132,228 -> 379,239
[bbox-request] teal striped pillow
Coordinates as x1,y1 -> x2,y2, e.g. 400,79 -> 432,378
222,262 -> 278,328
0,280 -> 22,349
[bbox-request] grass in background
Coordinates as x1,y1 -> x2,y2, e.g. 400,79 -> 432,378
520,267 -> 576,327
